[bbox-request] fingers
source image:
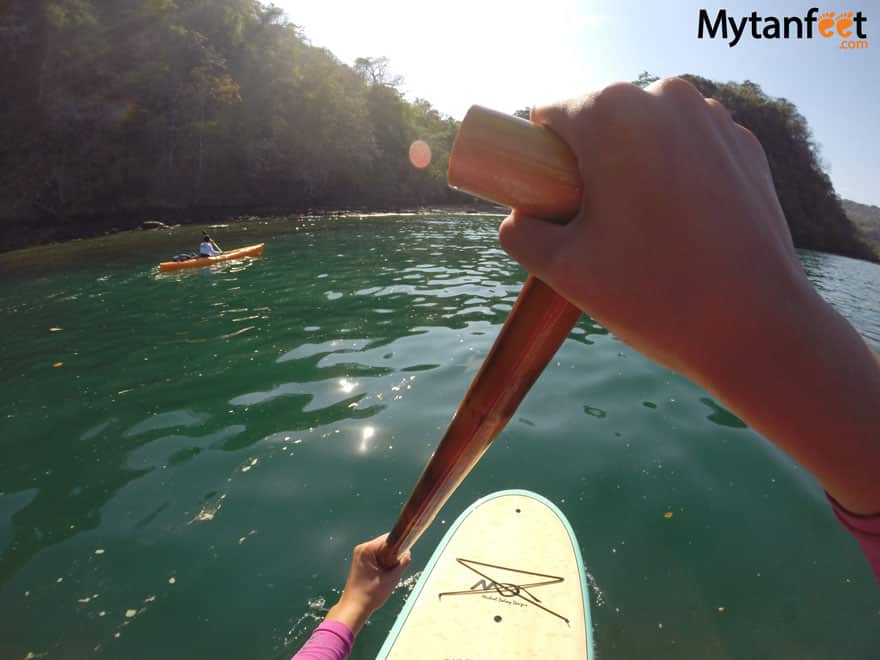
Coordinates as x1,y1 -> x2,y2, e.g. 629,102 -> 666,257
532,77 -> 727,147
377,547 -> 411,573
533,77 -> 735,153
361,533 -> 390,550
498,210 -> 571,284
355,533 -> 411,572
733,122 -> 769,167
530,83 -> 648,152
645,76 -> 706,107
389,549 -> 411,574
704,97 -> 731,122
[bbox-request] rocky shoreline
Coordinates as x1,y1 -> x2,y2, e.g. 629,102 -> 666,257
0,202 -> 502,255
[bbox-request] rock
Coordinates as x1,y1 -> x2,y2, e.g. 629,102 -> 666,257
141,220 -> 169,231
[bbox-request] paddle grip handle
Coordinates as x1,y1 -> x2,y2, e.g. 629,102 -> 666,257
377,106 -> 583,570
447,105 -> 581,220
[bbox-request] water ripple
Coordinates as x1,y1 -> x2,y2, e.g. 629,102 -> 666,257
0,215 -> 877,659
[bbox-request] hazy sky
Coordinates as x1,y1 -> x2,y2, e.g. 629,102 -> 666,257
277,0 -> 879,205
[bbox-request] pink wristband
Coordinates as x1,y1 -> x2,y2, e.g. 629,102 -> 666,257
827,493 -> 880,583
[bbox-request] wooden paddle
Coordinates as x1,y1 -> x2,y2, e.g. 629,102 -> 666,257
377,106 -> 583,568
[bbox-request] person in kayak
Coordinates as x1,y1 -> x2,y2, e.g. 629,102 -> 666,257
199,235 -> 223,257
292,76 -> 880,659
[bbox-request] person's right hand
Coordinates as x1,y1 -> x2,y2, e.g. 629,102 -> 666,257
499,78 -> 880,515
499,77 -> 809,382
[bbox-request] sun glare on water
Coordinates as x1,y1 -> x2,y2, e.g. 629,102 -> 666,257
359,425 -> 376,453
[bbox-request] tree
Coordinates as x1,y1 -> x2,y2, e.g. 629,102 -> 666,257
633,71 -> 659,88
0,5 -> 873,263
353,55 -> 402,88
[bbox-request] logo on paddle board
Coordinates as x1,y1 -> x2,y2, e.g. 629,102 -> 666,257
438,558 -> 569,624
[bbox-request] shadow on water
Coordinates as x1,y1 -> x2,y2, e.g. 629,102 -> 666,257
0,424 -> 151,587
699,398 -> 747,429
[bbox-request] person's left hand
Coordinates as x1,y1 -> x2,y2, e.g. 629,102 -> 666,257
325,534 -> 412,633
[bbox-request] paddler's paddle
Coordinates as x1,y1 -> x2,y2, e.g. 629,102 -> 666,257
378,106 -> 583,568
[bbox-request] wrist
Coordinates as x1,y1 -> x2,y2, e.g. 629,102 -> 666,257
325,595 -> 371,635
694,279 -> 880,513
689,274 -> 825,390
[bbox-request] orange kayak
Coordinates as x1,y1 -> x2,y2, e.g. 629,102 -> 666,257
159,244 -> 265,272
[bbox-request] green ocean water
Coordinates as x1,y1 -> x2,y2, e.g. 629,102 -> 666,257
0,213 -> 877,659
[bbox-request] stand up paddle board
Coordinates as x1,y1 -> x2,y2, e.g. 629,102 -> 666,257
377,490 -> 593,660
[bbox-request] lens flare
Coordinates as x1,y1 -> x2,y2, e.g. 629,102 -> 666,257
409,140 -> 431,169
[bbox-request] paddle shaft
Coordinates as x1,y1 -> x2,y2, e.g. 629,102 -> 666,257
378,106 -> 582,568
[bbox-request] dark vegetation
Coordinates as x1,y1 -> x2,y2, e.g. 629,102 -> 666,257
841,200 -> 880,255
0,6 -> 875,262
0,0 -> 464,251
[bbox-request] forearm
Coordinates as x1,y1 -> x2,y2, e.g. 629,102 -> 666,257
293,534 -> 408,658
292,620 -> 354,660
325,597 -> 370,635
696,283 -> 880,514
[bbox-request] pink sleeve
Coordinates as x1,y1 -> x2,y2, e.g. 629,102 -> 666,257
292,620 -> 355,660
827,494 -> 880,582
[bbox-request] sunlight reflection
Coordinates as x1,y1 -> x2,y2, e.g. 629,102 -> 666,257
338,378 -> 358,394
359,425 -> 376,453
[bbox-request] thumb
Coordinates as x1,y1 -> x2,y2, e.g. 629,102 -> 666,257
498,211 -> 570,283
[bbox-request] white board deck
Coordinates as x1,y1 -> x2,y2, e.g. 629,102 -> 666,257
377,490 -> 593,660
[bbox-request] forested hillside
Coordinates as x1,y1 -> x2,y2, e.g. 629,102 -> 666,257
0,0 -> 462,249
0,5 -> 876,263
842,199 -> 880,254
